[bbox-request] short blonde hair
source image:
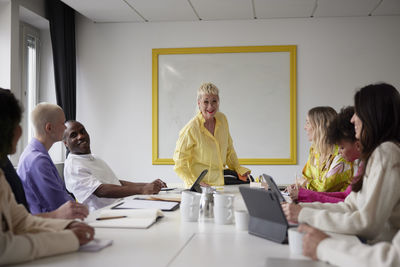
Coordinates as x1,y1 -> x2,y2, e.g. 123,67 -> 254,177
197,82 -> 219,101
31,103 -> 64,136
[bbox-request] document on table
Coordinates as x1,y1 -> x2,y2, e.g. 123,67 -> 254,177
113,198 -> 179,211
89,209 -> 164,229
79,238 -> 113,252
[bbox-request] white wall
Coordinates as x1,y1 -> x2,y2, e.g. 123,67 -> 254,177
39,27 -> 64,163
75,15 -> 400,185
0,1 -> 11,88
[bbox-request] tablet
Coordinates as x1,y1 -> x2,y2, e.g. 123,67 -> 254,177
239,186 -> 291,243
189,169 -> 208,193
262,174 -> 285,203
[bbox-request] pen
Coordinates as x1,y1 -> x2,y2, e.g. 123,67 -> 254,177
96,215 -> 127,221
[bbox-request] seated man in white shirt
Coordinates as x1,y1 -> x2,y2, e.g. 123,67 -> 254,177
63,120 -> 166,211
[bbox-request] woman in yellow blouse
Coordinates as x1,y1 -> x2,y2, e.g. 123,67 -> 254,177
173,82 -> 250,188
287,106 -> 353,194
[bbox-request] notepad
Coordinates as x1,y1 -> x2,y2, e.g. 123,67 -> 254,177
113,199 -> 179,211
89,209 -> 164,229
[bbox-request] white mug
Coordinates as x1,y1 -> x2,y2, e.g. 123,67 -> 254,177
213,193 -> 234,208
180,204 -> 200,222
213,194 -> 234,225
180,191 -> 201,222
234,210 -> 249,231
181,190 -> 201,206
288,227 -> 304,255
214,205 -> 233,224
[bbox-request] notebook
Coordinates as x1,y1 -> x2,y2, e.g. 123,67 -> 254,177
89,208 -> 163,229
239,186 -> 296,244
112,198 -> 179,211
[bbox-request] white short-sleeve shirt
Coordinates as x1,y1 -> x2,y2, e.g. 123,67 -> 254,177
64,153 -> 122,211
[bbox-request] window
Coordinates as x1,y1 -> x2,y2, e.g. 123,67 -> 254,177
19,23 -> 40,157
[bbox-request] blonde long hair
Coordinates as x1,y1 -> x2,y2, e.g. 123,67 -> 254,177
308,106 -> 337,163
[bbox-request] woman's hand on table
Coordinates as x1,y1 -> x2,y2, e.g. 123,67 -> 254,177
67,221 -> 95,246
298,224 -> 330,260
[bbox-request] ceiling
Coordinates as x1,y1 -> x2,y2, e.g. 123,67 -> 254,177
61,0 -> 400,23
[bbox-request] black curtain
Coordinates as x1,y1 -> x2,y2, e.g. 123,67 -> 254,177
46,0 -> 76,121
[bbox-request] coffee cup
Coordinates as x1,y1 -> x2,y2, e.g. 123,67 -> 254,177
213,193 -> 235,224
213,193 -> 234,208
181,190 -> 201,206
214,205 -> 233,224
288,227 -> 304,255
180,204 -> 200,222
180,191 -> 201,222
234,210 -> 249,231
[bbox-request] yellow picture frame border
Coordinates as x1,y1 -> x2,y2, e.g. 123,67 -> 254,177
152,45 -> 297,165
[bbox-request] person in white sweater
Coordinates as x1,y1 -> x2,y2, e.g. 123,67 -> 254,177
282,83 -> 400,264
299,224 -> 400,267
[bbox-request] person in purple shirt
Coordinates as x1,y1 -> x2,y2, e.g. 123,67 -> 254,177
287,106 -> 363,203
17,103 -> 79,214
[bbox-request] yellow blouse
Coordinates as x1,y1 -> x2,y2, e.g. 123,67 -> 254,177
173,112 -> 250,187
303,146 -> 354,192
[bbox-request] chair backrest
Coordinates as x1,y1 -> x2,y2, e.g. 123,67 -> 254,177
54,162 -> 65,182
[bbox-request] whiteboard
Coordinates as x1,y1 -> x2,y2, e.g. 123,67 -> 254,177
152,46 -> 297,165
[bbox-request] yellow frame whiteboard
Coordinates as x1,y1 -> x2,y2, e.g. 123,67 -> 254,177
152,45 -> 297,165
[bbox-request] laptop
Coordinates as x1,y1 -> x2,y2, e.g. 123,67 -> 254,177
189,169 -> 208,193
239,185 -> 296,244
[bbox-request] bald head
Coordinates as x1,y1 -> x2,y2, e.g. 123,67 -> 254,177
31,103 -> 66,140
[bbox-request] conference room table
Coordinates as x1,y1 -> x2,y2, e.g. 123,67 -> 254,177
13,184 -> 337,267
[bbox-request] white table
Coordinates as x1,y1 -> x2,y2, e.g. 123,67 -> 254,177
13,185 -> 329,267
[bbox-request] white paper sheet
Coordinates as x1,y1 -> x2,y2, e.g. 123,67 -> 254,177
79,238 -> 113,252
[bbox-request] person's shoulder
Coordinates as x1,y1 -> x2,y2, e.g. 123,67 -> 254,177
64,154 -> 75,166
372,141 -> 399,155
215,111 -> 227,120
19,144 -> 42,162
20,150 -> 51,169
373,141 -> 400,158
66,154 -> 91,166
32,152 -> 52,165
179,114 -> 201,135
378,141 -> 400,150
92,155 -> 108,165
215,112 -> 229,127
